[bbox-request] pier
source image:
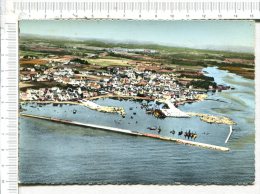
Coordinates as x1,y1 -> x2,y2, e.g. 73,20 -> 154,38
20,113 -> 230,152
225,125 -> 233,143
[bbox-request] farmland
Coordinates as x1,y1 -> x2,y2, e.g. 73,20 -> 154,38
20,36 -> 254,79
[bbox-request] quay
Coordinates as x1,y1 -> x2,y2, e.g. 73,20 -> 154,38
20,113 -> 230,152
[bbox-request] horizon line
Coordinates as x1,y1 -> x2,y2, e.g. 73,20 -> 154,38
20,33 -> 255,54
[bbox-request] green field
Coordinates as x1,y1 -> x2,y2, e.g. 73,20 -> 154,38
19,35 -> 255,79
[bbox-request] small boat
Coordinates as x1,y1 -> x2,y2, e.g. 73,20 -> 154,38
73,109 -> 77,114
153,109 -> 166,119
147,127 -> 157,130
170,130 -> 175,135
178,131 -> 183,136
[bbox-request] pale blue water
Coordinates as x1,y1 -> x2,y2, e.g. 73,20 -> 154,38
19,67 -> 255,185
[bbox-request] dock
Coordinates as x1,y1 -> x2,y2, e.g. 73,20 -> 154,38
20,113 -> 230,152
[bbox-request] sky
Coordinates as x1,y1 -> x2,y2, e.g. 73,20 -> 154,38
19,20 -> 255,52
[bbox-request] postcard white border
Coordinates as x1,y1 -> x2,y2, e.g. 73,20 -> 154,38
1,0 -> 257,193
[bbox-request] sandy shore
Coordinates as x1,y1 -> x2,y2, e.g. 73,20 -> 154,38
187,112 -> 236,125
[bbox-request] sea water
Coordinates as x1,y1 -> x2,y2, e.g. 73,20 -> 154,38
19,67 -> 255,185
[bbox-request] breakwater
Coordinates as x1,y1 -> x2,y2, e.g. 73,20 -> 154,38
20,113 -> 230,152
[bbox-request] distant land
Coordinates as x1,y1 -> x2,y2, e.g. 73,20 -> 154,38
20,33 -> 254,54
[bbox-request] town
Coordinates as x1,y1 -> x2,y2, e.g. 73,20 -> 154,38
20,56 -> 212,104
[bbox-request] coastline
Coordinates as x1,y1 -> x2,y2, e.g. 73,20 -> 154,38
21,100 -> 126,116
20,94 -> 236,126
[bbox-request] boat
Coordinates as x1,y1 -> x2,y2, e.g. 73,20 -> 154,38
153,109 -> 166,119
